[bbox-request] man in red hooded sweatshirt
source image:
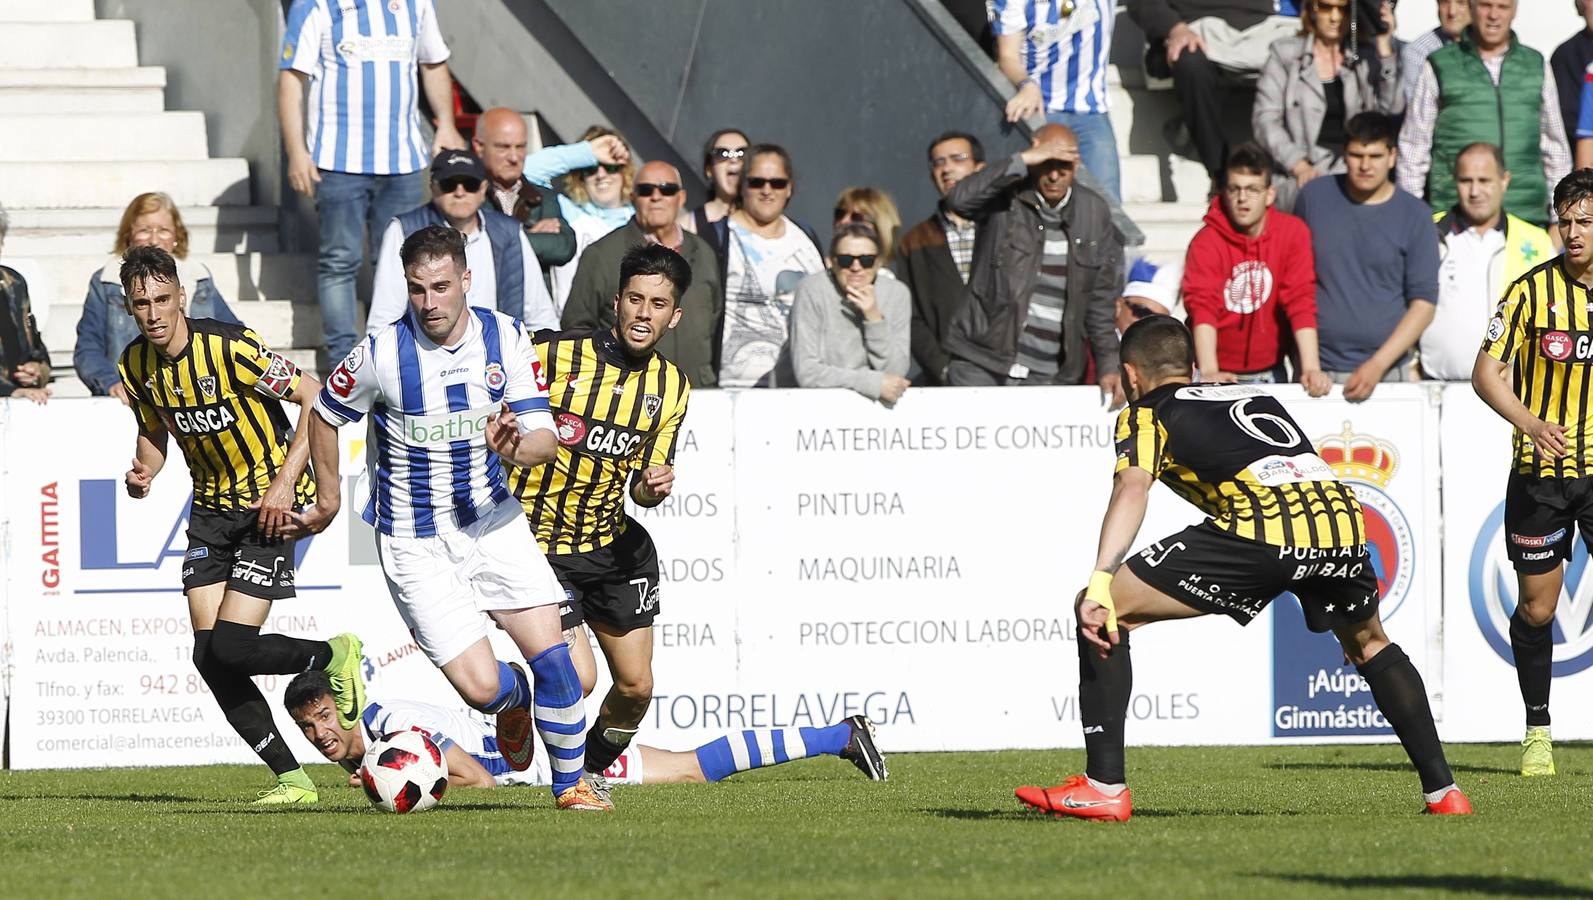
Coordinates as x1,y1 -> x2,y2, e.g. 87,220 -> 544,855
1183,142 -> 1331,396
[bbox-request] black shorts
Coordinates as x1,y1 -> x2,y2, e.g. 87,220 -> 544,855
1123,522 -> 1378,633
183,506 -> 297,601
1503,471 -> 1593,575
548,517 -> 660,633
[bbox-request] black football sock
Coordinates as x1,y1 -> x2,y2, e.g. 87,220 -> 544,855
583,716 -> 636,774
1509,608 -> 1553,727
1356,643 -> 1453,794
211,618 -> 332,676
1078,628 -> 1131,786
193,629 -> 300,776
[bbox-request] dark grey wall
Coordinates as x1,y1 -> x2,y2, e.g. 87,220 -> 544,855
95,0 -> 285,211
543,0 -> 1032,234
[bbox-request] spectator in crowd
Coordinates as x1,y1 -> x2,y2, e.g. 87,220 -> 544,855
551,126 -> 639,313
1401,0 -> 1471,104
474,107 -> 576,279
680,127 -> 749,263
941,124 -> 1125,403
1552,0 -> 1593,151
1183,143 -> 1328,392
277,0 -> 464,367
1253,0 -> 1401,211
1297,112 -> 1440,401
1126,0 -> 1299,183
716,144 -> 826,388
1419,142 -> 1555,379
562,161 -> 724,388
791,223 -> 911,404
1398,0 -> 1571,228
833,187 -> 903,267
75,193 -> 241,401
0,205 -> 50,404
898,131 -> 986,385
366,149 -> 557,334
1114,258 -> 1186,335
992,0 -> 1122,204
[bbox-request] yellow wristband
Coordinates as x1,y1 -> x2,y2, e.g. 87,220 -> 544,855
1086,570 -> 1118,635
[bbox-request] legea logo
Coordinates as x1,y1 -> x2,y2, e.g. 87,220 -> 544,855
403,404 -> 497,447
1469,502 -> 1593,675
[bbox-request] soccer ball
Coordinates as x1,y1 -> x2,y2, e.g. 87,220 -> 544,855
359,728 -> 449,813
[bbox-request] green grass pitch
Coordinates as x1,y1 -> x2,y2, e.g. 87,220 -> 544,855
3,744 -> 1592,898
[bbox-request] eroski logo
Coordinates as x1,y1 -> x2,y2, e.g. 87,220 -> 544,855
1470,503 -> 1593,675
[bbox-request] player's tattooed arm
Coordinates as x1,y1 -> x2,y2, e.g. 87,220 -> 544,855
1091,468 -> 1154,575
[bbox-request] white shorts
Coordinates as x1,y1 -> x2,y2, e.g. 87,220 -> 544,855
378,500 -> 564,667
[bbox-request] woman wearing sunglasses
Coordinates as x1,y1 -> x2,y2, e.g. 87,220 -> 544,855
550,126 -> 639,312
832,186 -> 902,267
789,223 -> 911,405
680,127 -> 749,262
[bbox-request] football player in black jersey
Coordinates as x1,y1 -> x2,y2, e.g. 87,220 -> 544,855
1015,315 -> 1470,820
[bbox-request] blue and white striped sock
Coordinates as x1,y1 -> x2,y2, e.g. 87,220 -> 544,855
481,660 -> 530,715
527,643 -> 586,796
693,723 -> 851,782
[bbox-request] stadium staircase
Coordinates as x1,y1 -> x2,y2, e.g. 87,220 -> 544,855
0,0 -> 319,396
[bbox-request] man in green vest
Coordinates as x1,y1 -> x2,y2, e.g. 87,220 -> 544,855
1396,0 -> 1571,227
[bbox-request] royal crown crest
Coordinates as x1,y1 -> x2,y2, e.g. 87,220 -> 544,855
1315,422 -> 1398,487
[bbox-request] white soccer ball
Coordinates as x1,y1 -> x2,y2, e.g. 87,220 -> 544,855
359,728 -> 449,813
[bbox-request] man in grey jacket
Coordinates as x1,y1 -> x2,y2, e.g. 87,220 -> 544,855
943,125 -> 1125,405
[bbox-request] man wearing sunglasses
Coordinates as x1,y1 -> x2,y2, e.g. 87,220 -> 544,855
367,149 -> 559,335
942,124 -> 1125,407
561,161 -> 724,388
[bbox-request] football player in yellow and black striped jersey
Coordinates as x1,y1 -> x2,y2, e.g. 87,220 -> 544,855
507,244 -> 690,792
1471,169 -> 1593,776
114,246 -> 364,805
1014,315 -> 1467,822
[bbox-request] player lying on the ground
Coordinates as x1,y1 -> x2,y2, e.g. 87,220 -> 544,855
289,225 -> 605,810
284,670 -> 888,787
508,242 -> 693,806
116,245 -> 363,805
1015,315 -> 1471,821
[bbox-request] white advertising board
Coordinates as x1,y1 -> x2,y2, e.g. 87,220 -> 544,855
0,384 -> 1458,768
1438,385 -> 1593,741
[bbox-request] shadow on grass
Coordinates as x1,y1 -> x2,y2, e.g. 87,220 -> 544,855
1258,873 -> 1593,897
1262,761 -> 1515,776
918,808 -> 1054,822
173,801 -> 530,814
920,807 -> 1300,821
8,793 -> 206,804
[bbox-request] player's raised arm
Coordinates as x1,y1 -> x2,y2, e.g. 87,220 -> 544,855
492,320 -> 558,466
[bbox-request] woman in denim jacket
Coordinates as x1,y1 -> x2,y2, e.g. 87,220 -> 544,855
73,192 -> 240,401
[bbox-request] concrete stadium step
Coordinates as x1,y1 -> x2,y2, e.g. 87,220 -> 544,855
0,159 -> 251,208
1120,154 -> 1211,204
43,298 -> 325,373
0,112 -> 209,162
0,21 -> 138,68
0,0 -> 94,22
33,252 -> 316,307
6,206 -> 281,256
0,67 -> 166,113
